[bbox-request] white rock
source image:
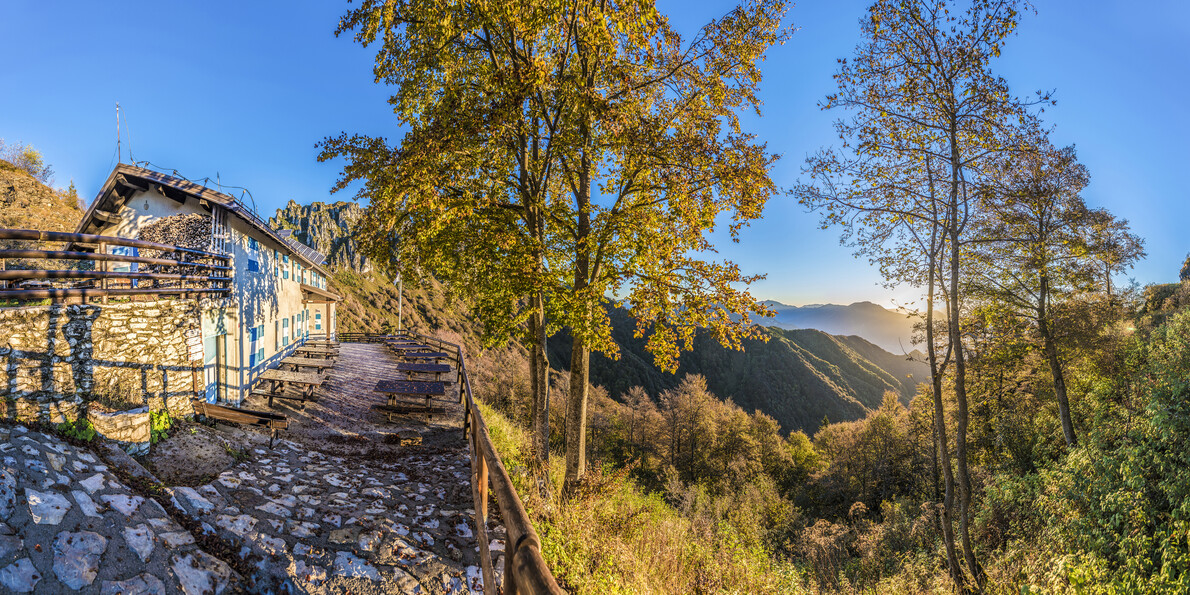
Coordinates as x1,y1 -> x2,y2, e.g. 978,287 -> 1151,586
52,530 -> 107,590
215,514 -> 257,537
160,531 -> 196,548
79,473 -> 106,494
0,558 -> 40,593
26,489 -> 71,524
72,490 -> 104,518
333,551 -> 381,581
255,501 -> 292,517
171,551 -> 234,595
172,487 -> 215,514
99,572 -> 166,595
124,524 -> 155,562
101,494 -> 144,516
290,559 -> 326,584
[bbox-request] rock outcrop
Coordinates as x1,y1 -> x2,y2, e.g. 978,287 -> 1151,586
269,201 -> 370,273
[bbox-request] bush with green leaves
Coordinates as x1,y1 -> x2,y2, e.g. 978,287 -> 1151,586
58,418 -> 97,442
1041,308 -> 1190,592
150,409 -> 172,444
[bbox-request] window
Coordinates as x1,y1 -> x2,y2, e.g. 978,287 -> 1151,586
282,255 -> 289,280
246,237 -> 260,273
282,318 -> 289,346
315,312 -> 322,331
248,325 -> 264,367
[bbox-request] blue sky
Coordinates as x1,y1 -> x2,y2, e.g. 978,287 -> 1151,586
1,0 -> 1186,308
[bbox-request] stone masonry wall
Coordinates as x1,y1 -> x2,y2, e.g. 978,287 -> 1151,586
0,300 -> 201,451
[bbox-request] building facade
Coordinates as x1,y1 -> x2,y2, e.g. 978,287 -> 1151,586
74,164 -> 340,405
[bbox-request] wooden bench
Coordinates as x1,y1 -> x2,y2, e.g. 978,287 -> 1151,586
373,379 -> 447,422
280,356 -> 334,373
394,362 -> 453,384
192,399 -> 288,447
258,368 -> 324,408
397,351 -> 453,363
295,346 -> 337,359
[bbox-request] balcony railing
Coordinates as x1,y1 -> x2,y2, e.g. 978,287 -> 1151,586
0,228 -> 231,302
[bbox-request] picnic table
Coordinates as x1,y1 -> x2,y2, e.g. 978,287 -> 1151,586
295,346 -> 337,359
395,362 -> 453,383
305,340 -> 340,350
280,356 -> 334,373
256,368 -> 324,408
373,379 -> 447,421
397,351 -> 453,363
388,343 -> 433,353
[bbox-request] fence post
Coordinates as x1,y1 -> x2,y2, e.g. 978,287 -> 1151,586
98,242 -> 107,304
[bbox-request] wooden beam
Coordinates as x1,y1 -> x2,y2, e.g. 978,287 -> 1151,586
0,228 -> 227,259
115,174 -> 149,192
0,287 -> 230,300
0,250 -> 231,271
93,210 -> 119,223
0,270 -> 231,282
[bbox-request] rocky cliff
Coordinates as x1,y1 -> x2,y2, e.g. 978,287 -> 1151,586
269,200 -> 370,272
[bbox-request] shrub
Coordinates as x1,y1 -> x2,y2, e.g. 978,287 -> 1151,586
58,418 -> 97,442
150,409 -> 173,444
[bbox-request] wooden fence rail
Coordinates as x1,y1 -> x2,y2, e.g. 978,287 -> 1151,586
347,330 -> 564,594
0,228 -> 231,302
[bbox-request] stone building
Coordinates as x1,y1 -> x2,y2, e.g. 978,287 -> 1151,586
72,163 -> 341,404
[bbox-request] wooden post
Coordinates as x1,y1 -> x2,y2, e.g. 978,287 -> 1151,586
98,242 -> 108,304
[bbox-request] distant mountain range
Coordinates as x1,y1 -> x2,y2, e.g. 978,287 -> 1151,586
760,300 -> 920,354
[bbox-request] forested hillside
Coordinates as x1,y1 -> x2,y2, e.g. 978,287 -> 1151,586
552,306 -> 928,433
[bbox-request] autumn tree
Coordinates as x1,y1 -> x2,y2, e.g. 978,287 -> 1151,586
796,0 -> 1047,590
320,0 -> 574,467
971,142 -> 1143,448
544,0 -> 788,490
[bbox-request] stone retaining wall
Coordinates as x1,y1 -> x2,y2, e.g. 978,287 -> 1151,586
0,299 -> 201,450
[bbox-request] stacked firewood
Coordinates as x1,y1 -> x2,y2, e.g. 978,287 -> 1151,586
137,213 -> 213,255
135,214 -> 214,281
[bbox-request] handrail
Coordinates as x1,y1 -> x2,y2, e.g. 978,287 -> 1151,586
0,249 -> 232,271
0,228 -> 231,303
0,228 -> 224,259
354,329 -> 564,594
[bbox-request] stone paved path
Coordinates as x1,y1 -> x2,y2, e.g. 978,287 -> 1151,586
169,440 -> 499,594
168,342 -> 504,594
0,424 -> 238,593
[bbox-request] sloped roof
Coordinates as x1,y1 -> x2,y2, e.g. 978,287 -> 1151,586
277,229 -> 329,267
75,163 -> 329,275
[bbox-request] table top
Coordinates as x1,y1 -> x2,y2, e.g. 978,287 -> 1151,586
398,352 -> 452,360
295,347 -> 337,356
259,369 -> 324,385
374,379 -> 446,396
395,362 -> 452,373
388,344 -> 431,351
281,357 -> 334,368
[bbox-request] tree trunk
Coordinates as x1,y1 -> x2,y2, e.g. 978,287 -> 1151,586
529,292 -> 552,460
947,129 -> 984,590
927,249 -> 967,592
1038,275 -> 1077,448
564,333 -> 590,491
